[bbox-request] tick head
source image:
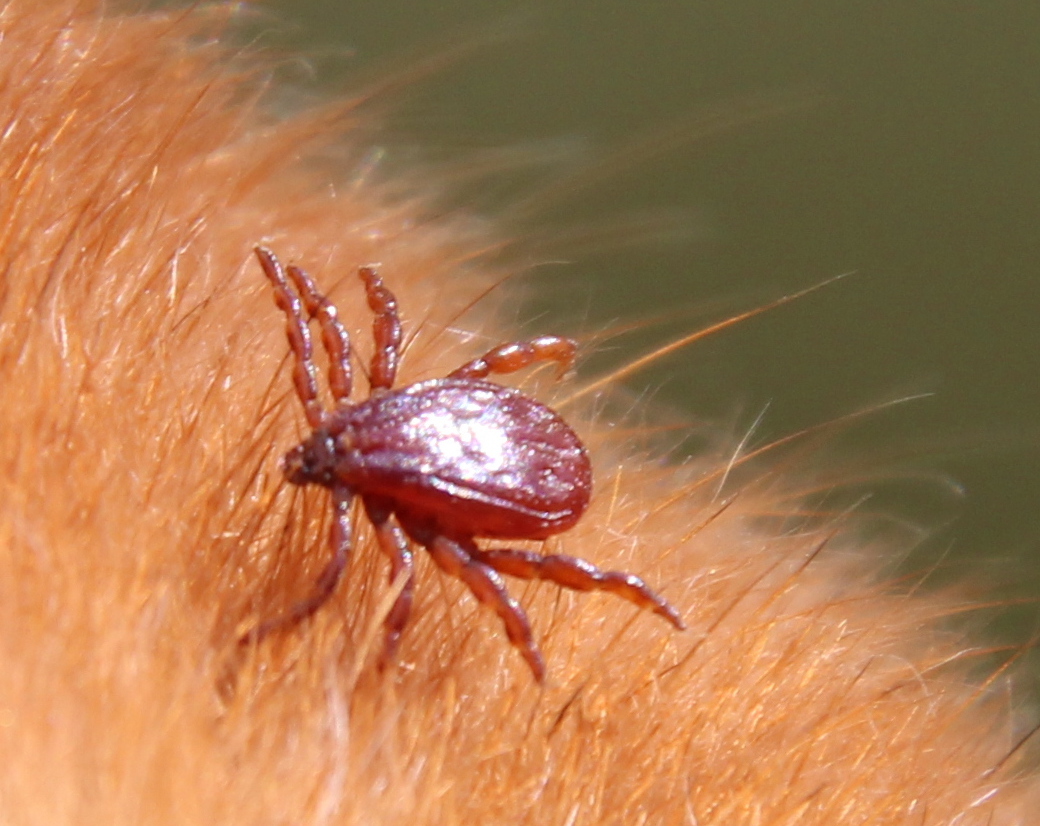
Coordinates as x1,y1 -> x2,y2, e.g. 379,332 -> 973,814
282,429 -> 338,487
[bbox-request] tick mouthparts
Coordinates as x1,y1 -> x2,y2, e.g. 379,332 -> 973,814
281,444 -> 308,485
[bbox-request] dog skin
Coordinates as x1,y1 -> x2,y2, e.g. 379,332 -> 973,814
0,2 -> 1036,823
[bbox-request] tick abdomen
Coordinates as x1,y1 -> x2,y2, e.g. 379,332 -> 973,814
337,378 -> 591,539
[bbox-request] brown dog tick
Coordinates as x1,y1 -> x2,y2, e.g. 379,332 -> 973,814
243,247 -> 684,681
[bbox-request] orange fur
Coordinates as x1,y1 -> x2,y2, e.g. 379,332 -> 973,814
0,2 -> 1036,823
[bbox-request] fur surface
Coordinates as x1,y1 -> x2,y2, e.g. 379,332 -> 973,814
0,2 -> 1036,823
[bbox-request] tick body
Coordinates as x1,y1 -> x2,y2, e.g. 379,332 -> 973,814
246,247 -> 684,681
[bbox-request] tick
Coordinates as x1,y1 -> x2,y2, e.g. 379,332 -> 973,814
244,246 -> 685,682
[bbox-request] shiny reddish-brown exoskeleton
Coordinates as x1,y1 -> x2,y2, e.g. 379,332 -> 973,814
244,247 -> 684,681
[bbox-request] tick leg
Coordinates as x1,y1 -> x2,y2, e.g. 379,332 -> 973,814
357,266 -> 402,390
363,498 -> 415,665
239,486 -> 353,647
470,547 -> 686,630
285,263 -> 353,403
426,535 -> 545,683
255,247 -> 325,429
448,336 -> 577,381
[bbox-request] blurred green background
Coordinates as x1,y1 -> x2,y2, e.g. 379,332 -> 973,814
257,1 -> 1040,648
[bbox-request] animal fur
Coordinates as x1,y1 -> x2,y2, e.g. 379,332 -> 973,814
0,2 -> 1035,823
